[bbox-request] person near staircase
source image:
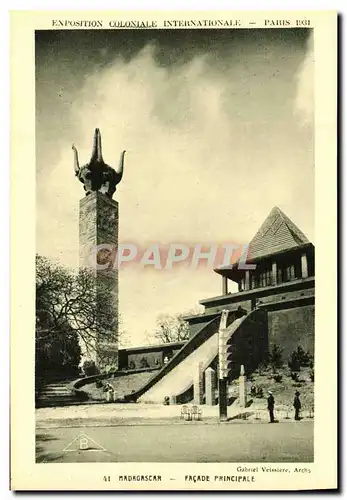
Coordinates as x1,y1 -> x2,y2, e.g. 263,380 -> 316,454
267,391 -> 275,423
293,391 -> 301,420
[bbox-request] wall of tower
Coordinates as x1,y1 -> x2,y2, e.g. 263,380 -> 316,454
79,191 -> 119,369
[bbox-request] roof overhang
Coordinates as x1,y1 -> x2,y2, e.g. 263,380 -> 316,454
214,242 -> 314,281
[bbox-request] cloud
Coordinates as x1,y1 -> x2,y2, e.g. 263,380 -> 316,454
37,40 -> 314,345
294,32 -> 314,127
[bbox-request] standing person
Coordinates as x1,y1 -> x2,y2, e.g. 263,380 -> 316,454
293,391 -> 301,420
267,391 -> 275,423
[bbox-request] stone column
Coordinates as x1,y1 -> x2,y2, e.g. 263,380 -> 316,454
79,192 -> 119,370
205,367 -> 216,406
301,253 -> 308,278
219,379 -> 228,421
239,364 -> 247,408
222,276 -> 228,295
244,271 -> 250,291
194,362 -> 204,405
272,261 -> 277,286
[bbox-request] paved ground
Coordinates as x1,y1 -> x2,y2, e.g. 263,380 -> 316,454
36,421 -> 313,463
36,402 -> 314,428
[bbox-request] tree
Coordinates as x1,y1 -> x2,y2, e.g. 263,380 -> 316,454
36,255 -> 119,358
35,319 -> 81,383
155,313 -> 190,344
82,360 -> 99,376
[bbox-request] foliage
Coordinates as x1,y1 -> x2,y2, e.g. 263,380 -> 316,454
35,320 -> 81,381
257,361 -> 269,376
273,374 -> 283,383
155,313 -> 190,344
36,254 -> 122,368
288,346 -> 313,372
288,352 -> 301,372
268,344 -> 283,370
296,346 -> 312,366
83,360 -> 99,376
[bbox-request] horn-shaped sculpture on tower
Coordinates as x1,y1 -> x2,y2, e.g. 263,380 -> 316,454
72,128 -> 126,199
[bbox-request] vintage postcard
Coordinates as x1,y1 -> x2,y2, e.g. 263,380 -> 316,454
11,10 -> 337,491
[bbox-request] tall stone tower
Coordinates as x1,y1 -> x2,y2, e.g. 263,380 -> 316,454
73,128 -> 126,370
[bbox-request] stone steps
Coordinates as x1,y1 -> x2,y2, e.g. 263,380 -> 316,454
36,379 -> 84,408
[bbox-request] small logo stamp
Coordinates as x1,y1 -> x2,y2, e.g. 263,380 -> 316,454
63,432 -> 106,452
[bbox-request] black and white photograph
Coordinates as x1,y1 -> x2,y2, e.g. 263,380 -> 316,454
10,10 -> 337,491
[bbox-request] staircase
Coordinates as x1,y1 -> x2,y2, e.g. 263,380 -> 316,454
127,308 -> 267,404
138,316 -> 246,403
36,380 -> 85,408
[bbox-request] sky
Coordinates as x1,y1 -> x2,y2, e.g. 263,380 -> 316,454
35,28 -> 314,347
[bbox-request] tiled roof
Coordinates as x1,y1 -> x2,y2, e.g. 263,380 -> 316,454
245,206 -> 310,261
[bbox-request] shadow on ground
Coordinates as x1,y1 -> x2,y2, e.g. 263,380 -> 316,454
36,432 -> 63,463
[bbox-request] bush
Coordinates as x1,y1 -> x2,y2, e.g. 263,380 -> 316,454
288,352 -> 301,372
95,380 -> 104,389
296,346 -> 312,366
83,359 -> 99,376
106,365 -> 116,375
288,346 -> 313,371
257,361 -> 269,376
291,371 -> 300,382
273,374 -> 283,383
269,344 -> 283,370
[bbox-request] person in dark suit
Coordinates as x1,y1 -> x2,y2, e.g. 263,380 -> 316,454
267,391 -> 275,423
293,391 -> 301,420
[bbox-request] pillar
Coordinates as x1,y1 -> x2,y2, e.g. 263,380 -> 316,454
222,276 -> 228,295
205,367 -> 216,406
301,253 -> 308,278
239,364 -> 247,408
272,261 -> 277,286
218,379 -> 228,421
193,362 -> 204,405
244,270 -> 250,291
79,192 -> 119,370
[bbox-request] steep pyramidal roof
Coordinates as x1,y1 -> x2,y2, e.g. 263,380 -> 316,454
246,206 -> 310,261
